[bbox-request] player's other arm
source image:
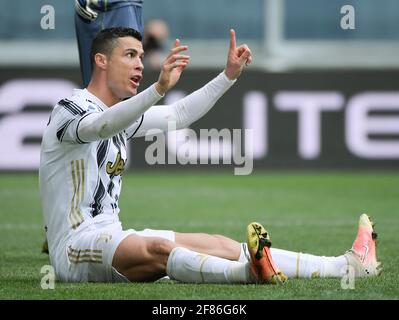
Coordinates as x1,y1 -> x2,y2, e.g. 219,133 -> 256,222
132,29 -> 252,138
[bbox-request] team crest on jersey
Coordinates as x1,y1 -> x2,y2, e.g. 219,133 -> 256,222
106,152 -> 125,176
87,105 -> 97,112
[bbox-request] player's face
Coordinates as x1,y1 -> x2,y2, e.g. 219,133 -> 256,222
107,37 -> 144,98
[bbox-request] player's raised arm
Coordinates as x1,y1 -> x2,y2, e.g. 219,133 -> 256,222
131,30 -> 253,138
155,39 -> 190,95
224,29 -> 252,80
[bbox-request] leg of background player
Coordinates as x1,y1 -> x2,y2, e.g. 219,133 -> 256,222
74,10 -> 101,87
74,4 -> 144,87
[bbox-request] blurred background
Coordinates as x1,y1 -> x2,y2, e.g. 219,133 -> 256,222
0,0 -> 399,171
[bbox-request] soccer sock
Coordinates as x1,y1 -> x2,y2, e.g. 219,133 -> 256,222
238,243 -> 250,262
166,247 -> 254,284
270,248 -> 347,278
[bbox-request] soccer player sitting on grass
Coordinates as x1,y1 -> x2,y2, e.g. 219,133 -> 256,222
42,0 -> 145,256
39,27 -> 381,283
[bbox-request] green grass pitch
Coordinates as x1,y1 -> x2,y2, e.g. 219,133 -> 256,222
0,171 -> 398,300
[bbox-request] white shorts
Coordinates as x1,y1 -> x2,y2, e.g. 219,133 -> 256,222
53,219 -> 175,283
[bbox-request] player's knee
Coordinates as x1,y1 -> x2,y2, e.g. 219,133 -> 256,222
113,236 -> 174,281
147,237 -> 175,259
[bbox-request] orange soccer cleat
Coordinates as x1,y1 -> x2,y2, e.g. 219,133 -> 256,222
247,222 -> 287,284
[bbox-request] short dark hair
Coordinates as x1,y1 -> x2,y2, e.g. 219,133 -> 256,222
90,27 -> 142,67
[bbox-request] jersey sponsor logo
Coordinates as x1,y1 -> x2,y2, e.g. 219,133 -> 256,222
106,152 -> 126,176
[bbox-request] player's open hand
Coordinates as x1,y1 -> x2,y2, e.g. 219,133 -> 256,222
224,29 -> 252,80
155,39 -> 190,95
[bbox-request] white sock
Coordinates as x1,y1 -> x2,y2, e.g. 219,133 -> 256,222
166,247 -> 254,284
238,243 -> 250,262
270,248 -> 347,278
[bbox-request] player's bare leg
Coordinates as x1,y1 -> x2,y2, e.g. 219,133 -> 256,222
113,233 -> 256,284
112,234 -> 176,282
174,232 -> 241,261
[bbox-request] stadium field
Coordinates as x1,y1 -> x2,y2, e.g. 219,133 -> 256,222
0,171 -> 398,300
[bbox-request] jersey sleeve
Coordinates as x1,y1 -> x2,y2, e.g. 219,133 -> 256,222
128,72 -> 236,139
124,114 -> 145,140
53,98 -> 100,144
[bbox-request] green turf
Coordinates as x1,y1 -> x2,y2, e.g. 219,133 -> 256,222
0,171 -> 398,300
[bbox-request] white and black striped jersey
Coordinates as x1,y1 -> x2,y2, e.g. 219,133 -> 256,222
39,72 -> 235,261
39,88 -> 144,257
